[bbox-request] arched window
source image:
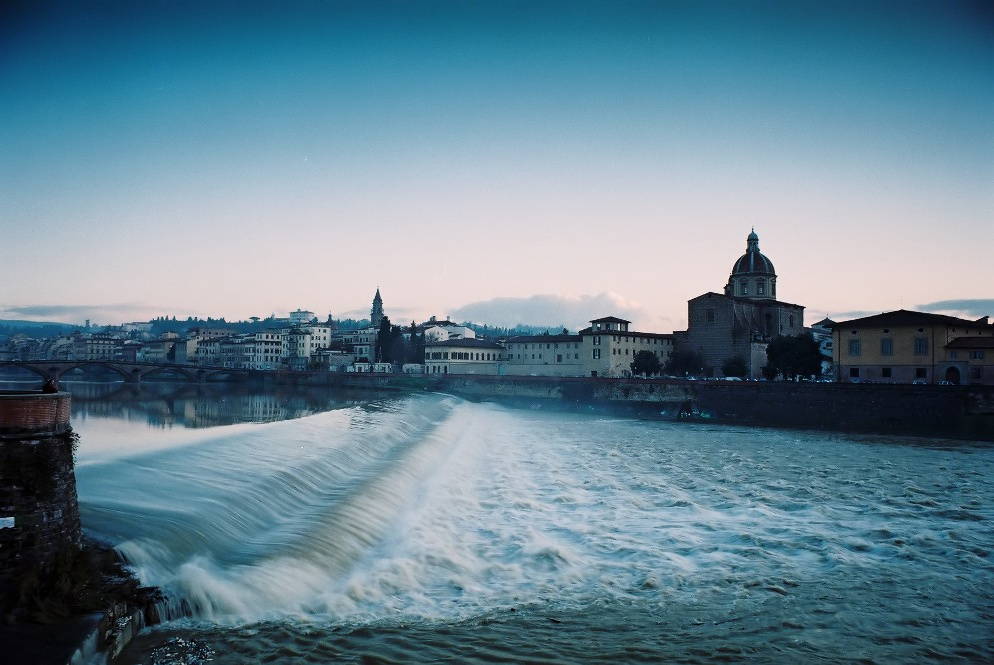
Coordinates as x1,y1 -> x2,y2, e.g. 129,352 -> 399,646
757,279 -> 765,295
740,279 -> 748,296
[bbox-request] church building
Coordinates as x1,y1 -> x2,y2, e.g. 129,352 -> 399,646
674,230 -> 805,379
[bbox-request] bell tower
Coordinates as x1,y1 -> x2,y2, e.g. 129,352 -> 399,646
370,288 -> 384,328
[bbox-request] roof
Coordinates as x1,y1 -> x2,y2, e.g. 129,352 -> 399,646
946,336 -> 994,349
506,334 -> 582,343
590,316 -> 631,324
578,327 -> 672,339
730,251 -> 775,276
833,309 -> 992,329
424,338 -> 504,349
689,291 -> 805,309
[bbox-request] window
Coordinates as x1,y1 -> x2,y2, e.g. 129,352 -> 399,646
848,339 -> 861,356
849,368 -> 860,378
970,350 -> 986,360
757,279 -> 765,295
915,368 -> 927,379
592,336 -> 601,346
592,349 -> 601,360
914,338 -> 928,355
740,279 -> 748,296
706,309 -> 715,323
971,367 -> 982,379
882,367 -> 892,378
881,339 -> 893,356
950,351 -> 958,359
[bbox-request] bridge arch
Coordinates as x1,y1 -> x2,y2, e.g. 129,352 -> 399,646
0,363 -> 47,382
59,363 -> 133,382
140,365 -> 198,382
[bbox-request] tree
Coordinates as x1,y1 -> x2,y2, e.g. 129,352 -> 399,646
721,356 -> 748,378
631,350 -> 662,377
406,322 -> 424,364
374,316 -> 393,362
763,333 -> 821,381
664,348 -> 704,377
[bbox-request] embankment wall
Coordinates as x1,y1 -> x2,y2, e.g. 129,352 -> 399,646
269,372 -> 993,441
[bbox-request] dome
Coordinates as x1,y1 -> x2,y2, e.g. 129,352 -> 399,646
725,230 -> 777,300
730,230 -> 775,277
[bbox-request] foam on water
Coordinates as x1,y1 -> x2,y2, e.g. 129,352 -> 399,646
74,394 -> 994,662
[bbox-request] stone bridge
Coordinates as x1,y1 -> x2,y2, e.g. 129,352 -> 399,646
0,360 -> 258,384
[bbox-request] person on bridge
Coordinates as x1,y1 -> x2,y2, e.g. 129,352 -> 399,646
41,379 -> 59,393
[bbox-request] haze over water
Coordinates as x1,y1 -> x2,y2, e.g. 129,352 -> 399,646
58,386 -> 994,663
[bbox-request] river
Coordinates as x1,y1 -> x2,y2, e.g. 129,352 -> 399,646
51,382 -> 994,662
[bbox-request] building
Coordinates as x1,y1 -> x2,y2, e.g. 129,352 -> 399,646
674,230 -> 805,379
423,319 -> 477,342
504,332 -> 583,377
502,318 -> 674,378
289,309 -> 316,325
580,317 -> 674,378
340,328 -> 377,363
833,310 -> 994,385
943,337 -> 994,385
424,338 -> 505,375
71,331 -> 124,361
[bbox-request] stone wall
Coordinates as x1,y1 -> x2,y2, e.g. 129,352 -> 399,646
262,370 -> 993,440
0,392 -> 82,614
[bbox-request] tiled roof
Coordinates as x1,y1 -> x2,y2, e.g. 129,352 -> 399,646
834,309 -> 991,328
946,336 -> 994,349
506,334 -> 582,343
424,338 -> 504,349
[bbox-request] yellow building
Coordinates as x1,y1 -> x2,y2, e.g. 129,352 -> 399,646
943,336 -> 994,385
832,310 -> 993,385
580,317 -> 674,378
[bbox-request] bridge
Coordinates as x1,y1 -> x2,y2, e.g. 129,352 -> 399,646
0,360 -> 259,385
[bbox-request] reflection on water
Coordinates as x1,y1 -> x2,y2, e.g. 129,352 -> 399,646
0,379 -> 399,429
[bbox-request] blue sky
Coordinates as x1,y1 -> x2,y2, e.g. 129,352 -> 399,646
2,1 -> 991,331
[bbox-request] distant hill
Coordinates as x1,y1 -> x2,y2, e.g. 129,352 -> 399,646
0,320 -> 79,340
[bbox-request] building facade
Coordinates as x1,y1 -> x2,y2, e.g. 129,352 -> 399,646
424,338 -> 505,375
504,333 -> 584,377
833,310 -> 994,385
580,317 -> 674,378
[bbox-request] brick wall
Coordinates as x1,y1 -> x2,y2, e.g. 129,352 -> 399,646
0,393 -> 82,613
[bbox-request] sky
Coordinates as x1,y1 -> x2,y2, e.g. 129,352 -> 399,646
2,0 -> 992,333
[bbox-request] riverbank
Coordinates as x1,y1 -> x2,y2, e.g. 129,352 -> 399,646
264,372 -> 994,441
0,538 -> 162,665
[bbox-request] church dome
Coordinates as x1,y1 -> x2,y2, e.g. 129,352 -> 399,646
730,230 -> 775,276
725,230 -> 777,300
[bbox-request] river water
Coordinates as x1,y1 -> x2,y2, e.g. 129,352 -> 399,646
55,383 -> 994,663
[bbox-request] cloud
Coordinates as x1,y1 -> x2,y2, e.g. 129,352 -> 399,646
448,293 -> 653,331
0,303 -> 159,325
917,299 -> 994,319
809,308 -> 883,323
815,299 -> 994,325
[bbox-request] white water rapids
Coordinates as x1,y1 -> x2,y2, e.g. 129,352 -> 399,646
71,393 -> 993,663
